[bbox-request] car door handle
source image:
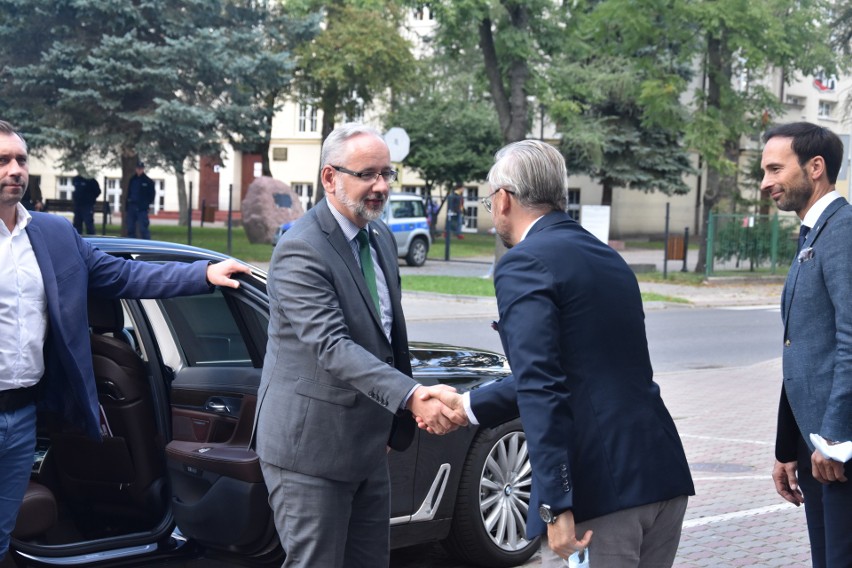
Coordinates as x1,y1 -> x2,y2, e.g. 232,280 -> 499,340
204,398 -> 231,414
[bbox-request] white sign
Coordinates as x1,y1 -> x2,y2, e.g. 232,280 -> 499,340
580,205 -> 611,244
384,127 -> 410,162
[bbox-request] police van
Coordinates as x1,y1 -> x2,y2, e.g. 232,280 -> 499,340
273,193 -> 431,267
382,192 -> 431,266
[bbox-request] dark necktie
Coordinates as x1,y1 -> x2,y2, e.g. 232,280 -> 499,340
356,229 -> 381,316
798,225 -> 811,251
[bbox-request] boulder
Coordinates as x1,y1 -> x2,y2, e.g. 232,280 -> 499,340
241,177 -> 305,244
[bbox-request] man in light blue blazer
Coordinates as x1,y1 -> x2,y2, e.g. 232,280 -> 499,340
762,122 -> 852,568
0,120 -> 250,561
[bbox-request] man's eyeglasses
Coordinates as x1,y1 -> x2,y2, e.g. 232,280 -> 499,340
481,187 -> 515,213
331,165 -> 398,183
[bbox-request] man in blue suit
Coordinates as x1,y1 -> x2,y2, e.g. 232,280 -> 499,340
762,122 -> 852,568
421,140 -> 694,566
0,120 -> 250,561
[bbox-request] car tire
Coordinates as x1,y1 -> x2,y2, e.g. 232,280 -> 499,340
405,237 -> 429,267
442,419 -> 539,567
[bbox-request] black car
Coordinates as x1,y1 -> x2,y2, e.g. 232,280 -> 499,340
9,238 -> 537,567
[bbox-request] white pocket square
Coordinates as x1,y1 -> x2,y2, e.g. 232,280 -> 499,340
797,247 -> 814,262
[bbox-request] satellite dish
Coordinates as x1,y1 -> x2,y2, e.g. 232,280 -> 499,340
384,127 -> 410,162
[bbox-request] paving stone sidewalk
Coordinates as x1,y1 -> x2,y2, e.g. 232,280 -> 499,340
396,255 -> 806,567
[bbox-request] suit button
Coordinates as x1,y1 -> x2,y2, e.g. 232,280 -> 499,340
385,357 -> 393,365
785,339 -> 791,347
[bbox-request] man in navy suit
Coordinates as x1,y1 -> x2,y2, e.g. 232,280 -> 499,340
763,122 -> 852,568
421,140 -> 693,566
0,120 -> 250,561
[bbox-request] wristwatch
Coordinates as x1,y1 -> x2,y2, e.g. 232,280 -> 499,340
539,504 -> 558,524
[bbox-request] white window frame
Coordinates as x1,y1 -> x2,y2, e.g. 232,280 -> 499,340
57,176 -> 74,201
567,188 -> 581,221
292,183 -> 313,210
818,100 -> 834,119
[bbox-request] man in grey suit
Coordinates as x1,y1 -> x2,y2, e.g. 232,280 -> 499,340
762,122 -> 852,568
254,123 -> 463,568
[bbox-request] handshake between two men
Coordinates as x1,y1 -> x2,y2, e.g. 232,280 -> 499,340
406,385 -> 468,435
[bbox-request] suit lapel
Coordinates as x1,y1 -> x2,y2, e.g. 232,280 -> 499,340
25,218 -> 60,325
370,223 -> 398,294
316,201 -> 386,331
783,197 -> 848,327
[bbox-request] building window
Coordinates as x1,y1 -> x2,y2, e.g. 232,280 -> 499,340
298,104 -> 317,132
292,183 -> 313,209
154,179 -> 165,214
105,178 -> 122,214
413,5 -> 433,20
818,100 -> 835,119
462,186 -> 479,231
57,176 -> 74,200
784,95 -> 805,108
401,185 -> 423,196
567,188 -> 580,221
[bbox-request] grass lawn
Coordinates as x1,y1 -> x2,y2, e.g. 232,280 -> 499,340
428,232 -> 498,259
98,224 -> 689,303
402,275 -> 686,304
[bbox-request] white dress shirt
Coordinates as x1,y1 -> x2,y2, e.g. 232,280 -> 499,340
801,190 -> 841,231
0,203 -> 47,390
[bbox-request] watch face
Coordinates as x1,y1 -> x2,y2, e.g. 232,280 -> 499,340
539,504 -> 554,524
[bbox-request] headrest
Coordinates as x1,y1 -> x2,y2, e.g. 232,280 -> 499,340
87,294 -> 124,334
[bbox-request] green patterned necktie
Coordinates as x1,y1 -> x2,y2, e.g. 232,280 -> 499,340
356,229 -> 381,316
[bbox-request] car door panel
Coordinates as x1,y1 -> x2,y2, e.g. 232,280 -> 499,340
142,285 -> 277,557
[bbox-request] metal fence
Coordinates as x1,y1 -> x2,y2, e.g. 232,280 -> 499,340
704,213 -> 798,277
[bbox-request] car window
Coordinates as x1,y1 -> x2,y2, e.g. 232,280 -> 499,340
390,199 -> 424,219
159,290 -> 258,367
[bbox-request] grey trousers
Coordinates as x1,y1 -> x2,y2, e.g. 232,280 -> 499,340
260,459 -> 391,568
540,495 -> 689,568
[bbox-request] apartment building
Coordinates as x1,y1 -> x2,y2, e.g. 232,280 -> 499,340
25,8 -> 852,239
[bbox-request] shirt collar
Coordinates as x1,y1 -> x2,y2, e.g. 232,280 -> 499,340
519,215 -> 545,242
2,203 -> 32,237
325,198 -> 364,242
802,190 -> 841,229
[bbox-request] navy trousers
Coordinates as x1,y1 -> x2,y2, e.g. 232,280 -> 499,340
797,436 -> 852,568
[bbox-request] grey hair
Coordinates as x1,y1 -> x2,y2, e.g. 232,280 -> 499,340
487,139 -> 567,212
0,119 -> 27,151
320,122 -> 384,168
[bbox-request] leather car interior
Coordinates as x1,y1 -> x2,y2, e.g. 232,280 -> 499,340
48,294 -> 166,529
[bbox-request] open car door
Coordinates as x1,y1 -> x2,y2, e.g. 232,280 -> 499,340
138,274 -> 281,562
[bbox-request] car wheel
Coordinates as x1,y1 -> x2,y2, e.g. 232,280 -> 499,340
405,237 -> 428,267
443,419 -> 538,567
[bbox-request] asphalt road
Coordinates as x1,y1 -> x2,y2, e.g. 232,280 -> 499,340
405,304 -> 783,374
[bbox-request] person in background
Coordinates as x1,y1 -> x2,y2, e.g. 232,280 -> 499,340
125,161 -> 155,239
0,119 -> 251,562
446,185 -> 464,239
420,139 -> 694,567
20,176 -> 42,211
762,122 -> 852,568
71,173 -> 101,235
